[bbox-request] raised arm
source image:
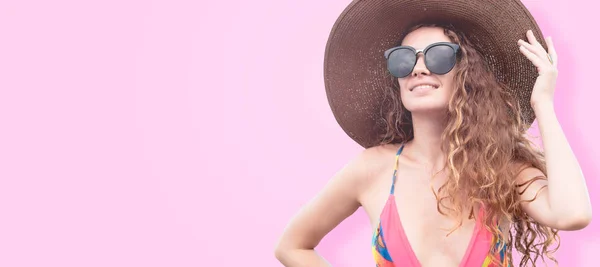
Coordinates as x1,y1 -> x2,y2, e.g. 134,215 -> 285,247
516,31 -> 592,231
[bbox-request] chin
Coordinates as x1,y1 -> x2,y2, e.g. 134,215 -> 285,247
403,101 -> 449,114
405,108 -> 448,117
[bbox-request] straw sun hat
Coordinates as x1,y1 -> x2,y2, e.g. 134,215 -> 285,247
323,0 -> 548,148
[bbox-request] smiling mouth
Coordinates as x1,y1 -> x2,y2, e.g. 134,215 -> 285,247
410,84 -> 440,91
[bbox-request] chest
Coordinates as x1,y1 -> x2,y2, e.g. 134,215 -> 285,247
394,182 -> 479,266
363,164 -> 482,266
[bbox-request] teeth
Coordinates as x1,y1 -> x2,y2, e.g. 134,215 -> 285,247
412,85 -> 437,91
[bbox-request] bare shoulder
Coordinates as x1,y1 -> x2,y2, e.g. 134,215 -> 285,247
361,143 -> 400,161
346,143 -> 401,186
344,143 -> 402,206
274,143 -> 401,255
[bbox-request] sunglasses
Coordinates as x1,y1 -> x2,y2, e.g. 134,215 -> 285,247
384,42 -> 461,78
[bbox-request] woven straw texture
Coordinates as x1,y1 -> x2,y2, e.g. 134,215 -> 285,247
324,0 -> 547,148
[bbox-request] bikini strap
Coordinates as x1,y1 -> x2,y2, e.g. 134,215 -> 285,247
390,144 -> 405,195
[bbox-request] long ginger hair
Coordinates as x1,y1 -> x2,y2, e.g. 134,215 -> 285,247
379,24 -> 560,266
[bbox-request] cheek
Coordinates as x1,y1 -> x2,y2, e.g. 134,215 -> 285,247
440,75 -> 457,97
442,79 -> 455,94
397,78 -> 406,94
399,78 -> 413,92
398,78 -> 407,89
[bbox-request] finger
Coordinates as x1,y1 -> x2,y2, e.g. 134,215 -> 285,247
546,37 -> 558,66
526,30 -> 547,51
518,39 -> 548,61
519,45 -> 544,68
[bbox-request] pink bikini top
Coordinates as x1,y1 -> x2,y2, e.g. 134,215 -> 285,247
371,145 -> 510,267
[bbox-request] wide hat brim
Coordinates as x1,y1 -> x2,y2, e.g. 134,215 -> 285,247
324,0 -> 547,148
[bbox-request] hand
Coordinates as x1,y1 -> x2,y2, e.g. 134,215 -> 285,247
517,30 -> 558,109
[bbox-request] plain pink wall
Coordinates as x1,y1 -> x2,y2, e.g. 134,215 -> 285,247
0,0 -> 597,266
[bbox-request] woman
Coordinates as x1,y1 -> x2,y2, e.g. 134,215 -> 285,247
275,0 -> 592,266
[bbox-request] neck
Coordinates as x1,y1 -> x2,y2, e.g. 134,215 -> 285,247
405,112 -> 447,170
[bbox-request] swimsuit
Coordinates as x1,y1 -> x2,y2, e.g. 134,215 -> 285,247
372,145 -> 510,266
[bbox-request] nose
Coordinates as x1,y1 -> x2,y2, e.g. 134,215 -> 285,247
411,52 -> 430,77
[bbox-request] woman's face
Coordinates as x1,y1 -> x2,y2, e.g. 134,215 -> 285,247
398,27 -> 458,115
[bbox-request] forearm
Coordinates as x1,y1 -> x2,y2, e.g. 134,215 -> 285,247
275,248 -> 332,267
534,101 -> 592,221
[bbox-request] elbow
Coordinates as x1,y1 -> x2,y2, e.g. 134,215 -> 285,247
274,244 -> 287,263
274,239 -> 313,264
274,239 -> 295,263
274,241 -> 285,261
274,244 -> 302,265
556,209 -> 592,231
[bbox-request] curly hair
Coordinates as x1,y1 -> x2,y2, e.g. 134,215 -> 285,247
379,24 -> 560,266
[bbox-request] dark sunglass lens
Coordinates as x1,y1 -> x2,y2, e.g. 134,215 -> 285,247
387,48 -> 416,78
425,45 -> 456,75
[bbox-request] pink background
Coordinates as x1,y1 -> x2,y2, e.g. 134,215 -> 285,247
0,0 -> 597,266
